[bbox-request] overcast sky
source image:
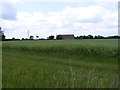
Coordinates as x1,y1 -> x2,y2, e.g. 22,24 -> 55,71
0,0 -> 119,39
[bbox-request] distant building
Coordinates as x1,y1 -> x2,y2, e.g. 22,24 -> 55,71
61,34 -> 74,40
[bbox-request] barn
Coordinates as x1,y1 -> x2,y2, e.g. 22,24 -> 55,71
61,34 -> 74,40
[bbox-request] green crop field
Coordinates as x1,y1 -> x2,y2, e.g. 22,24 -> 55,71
2,39 -> 118,88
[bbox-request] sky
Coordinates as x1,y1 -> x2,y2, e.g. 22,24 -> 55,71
0,0 -> 119,39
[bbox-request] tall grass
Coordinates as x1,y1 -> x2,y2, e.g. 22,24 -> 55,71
2,39 -> 118,57
2,39 -> 118,88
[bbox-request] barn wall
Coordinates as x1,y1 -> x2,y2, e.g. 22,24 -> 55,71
62,36 -> 74,40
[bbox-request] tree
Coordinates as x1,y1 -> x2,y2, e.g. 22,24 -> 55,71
12,37 -> 15,40
94,35 -> 105,39
0,27 -> 6,41
88,35 -> 93,39
94,36 -> 98,39
2,34 -> 6,41
56,35 -> 62,40
21,38 -> 25,40
29,35 -> 34,40
83,35 -> 88,39
36,35 -> 39,39
48,35 -> 54,40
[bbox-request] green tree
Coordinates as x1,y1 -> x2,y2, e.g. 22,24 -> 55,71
2,34 -> 6,41
0,27 -> 6,41
56,35 -> 62,40
12,37 -> 15,40
49,35 -> 54,40
36,36 -> 39,39
21,38 -> 25,40
88,35 -> 93,39
29,36 -> 34,40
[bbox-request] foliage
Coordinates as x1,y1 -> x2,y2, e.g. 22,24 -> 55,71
2,39 -> 118,88
0,27 -> 6,41
48,35 -> 54,40
29,36 -> 34,40
2,34 -> 6,41
56,35 -> 62,40
36,36 -> 39,39
12,37 -> 15,40
75,35 -> 120,39
21,38 -> 25,40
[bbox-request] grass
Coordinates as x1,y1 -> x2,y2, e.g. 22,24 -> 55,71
2,39 -> 118,88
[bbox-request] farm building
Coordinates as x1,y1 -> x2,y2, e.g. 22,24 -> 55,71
61,34 -> 74,40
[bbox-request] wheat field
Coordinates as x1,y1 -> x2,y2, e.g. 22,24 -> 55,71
2,39 -> 118,88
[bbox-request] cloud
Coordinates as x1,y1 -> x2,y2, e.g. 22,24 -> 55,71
11,0 -> 119,2
1,4 -> 118,39
94,0 -> 119,2
0,0 -> 17,20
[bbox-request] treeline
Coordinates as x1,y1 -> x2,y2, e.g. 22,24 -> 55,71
75,35 -> 120,39
3,35 -> 120,41
1,35 -> 120,41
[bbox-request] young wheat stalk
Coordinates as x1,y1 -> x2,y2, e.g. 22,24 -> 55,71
69,58 -> 76,88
